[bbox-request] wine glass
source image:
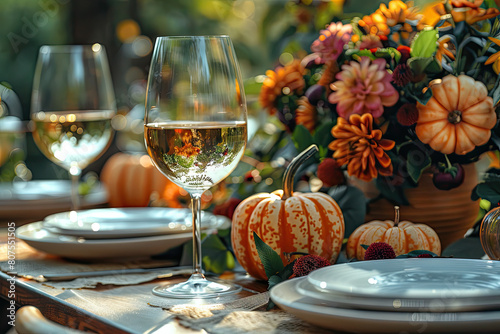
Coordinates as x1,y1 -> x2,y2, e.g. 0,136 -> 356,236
31,44 -> 116,209
144,36 -> 247,298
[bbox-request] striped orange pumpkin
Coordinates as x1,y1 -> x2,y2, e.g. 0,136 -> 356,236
346,207 -> 441,260
231,146 -> 345,280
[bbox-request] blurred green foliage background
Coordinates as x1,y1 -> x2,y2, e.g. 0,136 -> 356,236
0,0 -> 380,180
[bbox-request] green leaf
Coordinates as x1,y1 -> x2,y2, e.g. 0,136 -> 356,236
474,183 -> 500,204
376,177 -> 410,205
313,121 -> 335,149
243,77 -> 263,96
268,275 -> 283,290
407,150 -> 432,183
253,231 -> 284,279
201,234 -> 235,274
408,57 -> 441,76
411,29 -> 438,58
280,260 -> 296,280
292,125 -> 314,154
328,185 -> 367,237
405,250 -> 438,257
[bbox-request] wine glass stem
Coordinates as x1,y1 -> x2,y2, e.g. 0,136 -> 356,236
70,165 -> 82,211
191,194 -> 204,276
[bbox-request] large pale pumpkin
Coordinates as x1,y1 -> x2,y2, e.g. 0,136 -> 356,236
231,145 -> 345,280
346,206 -> 441,260
101,152 -> 182,207
415,74 -> 496,155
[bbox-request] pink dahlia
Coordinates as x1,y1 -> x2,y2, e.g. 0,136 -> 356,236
311,22 -> 352,62
329,57 -> 399,118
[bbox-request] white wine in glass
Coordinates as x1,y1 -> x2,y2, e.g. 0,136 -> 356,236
31,44 -> 116,209
145,36 -> 247,298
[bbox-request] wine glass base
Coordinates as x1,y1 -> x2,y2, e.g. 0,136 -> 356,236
152,274 -> 242,299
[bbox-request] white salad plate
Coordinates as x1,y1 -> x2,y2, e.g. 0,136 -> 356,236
16,221 -> 193,260
296,275 -> 500,313
307,258 -> 500,300
42,207 -> 228,239
271,277 -> 500,333
0,180 -> 107,223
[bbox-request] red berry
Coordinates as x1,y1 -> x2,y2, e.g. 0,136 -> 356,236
416,253 -> 433,258
317,158 -> 345,187
432,163 -> 464,190
364,242 -> 396,261
292,255 -> 331,277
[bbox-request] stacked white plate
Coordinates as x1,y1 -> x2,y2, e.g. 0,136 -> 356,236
0,180 -> 107,224
16,207 -> 229,260
270,258 -> 500,333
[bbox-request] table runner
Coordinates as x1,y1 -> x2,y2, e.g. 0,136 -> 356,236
0,241 -> 177,289
149,290 -> 333,334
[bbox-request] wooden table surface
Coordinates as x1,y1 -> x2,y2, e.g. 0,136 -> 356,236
0,259 -> 268,333
0,226 -> 269,334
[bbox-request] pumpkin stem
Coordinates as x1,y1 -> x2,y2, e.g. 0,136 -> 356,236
394,206 -> 400,226
447,110 -> 462,124
283,145 -> 319,199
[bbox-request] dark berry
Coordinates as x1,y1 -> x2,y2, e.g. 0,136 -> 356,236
292,255 -> 331,277
317,158 -> 345,187
432,163 -> 464,190
416,253 -> 434,258
364,242 -> 396,261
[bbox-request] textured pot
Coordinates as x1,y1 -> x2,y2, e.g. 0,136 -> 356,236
357,163 -> 479,249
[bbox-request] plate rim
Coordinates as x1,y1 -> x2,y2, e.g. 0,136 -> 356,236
307,258 -> 500,299
41,207 -> 223,239
296,275 -> 500,313
271,277 -> 500,333
15,221 -> 193,260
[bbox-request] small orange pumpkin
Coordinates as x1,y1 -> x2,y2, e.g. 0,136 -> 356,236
231,145 -> 345,280
346,206 -> 441,260
101,152 -> 182,207
415,74 -> 496,155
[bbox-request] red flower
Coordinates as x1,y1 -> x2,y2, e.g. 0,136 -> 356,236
396,103 -> 419,126
292,255 -> 331,277
364,242 -> 396,260
317,158 -> 345,187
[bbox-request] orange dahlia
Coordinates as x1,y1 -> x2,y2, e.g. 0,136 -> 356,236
329,113 -> 395,182
358,0 -> 422,38
295,97 -> 316,132
428,1 -> 499,26
259,60 -> 306,115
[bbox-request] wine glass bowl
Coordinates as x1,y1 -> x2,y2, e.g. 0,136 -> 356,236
30,44 -> 116,209
144,36 -> 247,298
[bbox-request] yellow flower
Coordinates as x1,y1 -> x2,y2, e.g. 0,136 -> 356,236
486,37 -> 500,74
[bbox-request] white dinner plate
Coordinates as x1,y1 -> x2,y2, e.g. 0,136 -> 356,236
16,221 -> 193,260
307,258 -> 500,299
0,180 -> 70,202
271,277 -> 500,333
296,276 -> 500,313
0,180 -> 107,224
42,207 -> 228,239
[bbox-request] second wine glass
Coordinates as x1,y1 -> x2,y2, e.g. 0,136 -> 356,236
31,44 -> 116,209
144,36 -> 247,298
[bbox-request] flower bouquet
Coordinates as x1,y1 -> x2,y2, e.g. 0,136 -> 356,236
257,0 -> 500,245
